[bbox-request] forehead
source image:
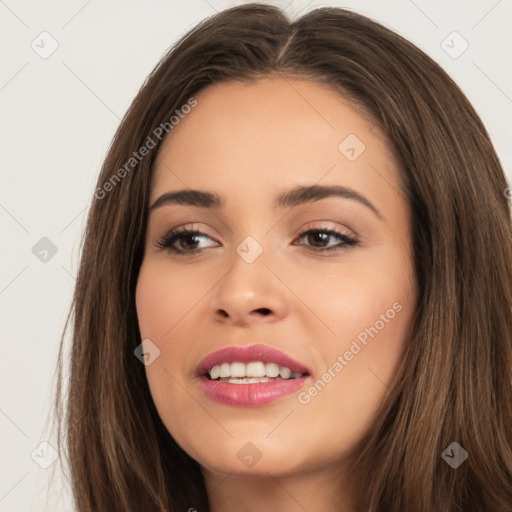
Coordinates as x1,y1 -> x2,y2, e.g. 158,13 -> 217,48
151,77 -> 402,207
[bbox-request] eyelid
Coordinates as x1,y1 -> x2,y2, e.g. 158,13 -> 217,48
158,220 -> 357,244
292,220 -> 358,239
163,222 -> 215,237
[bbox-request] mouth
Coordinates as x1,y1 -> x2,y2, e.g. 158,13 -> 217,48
204,361 -> 308,383
196,344 -> 312,407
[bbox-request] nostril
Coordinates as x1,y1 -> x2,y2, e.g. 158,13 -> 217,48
254,308 -> 271,315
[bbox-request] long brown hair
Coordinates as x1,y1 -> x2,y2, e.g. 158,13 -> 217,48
55,3 -> 512,511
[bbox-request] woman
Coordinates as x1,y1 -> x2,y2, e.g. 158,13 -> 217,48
55,3 -> 512,511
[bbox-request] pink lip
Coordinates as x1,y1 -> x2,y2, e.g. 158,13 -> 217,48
196,344 -> 313,407
199,377 -> 312,407
196,344 -> 312,376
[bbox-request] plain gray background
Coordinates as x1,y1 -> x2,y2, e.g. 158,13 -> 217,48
1,1 -> 511,510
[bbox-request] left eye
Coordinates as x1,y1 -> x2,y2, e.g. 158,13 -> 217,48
155,228 -> 359,255
294,229 -> 359,252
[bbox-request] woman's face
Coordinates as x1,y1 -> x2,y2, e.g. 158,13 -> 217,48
136,77 -> 417,482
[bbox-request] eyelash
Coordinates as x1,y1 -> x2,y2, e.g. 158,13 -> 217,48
154,225 -> 360,255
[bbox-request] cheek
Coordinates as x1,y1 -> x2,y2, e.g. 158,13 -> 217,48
135,262 -> 201,453
285,248 -> 413,350
135,260 -> 206,339
297,276 -> 415,439
135,261 -> 193,384
290,251 -> 414,420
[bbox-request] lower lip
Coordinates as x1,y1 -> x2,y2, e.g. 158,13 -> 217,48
199,376 -> 311,407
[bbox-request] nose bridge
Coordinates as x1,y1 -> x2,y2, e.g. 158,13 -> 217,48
223,233 -> 271,300
211,232 -> 288,323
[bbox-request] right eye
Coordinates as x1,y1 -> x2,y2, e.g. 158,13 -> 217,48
155,228 -> 219,255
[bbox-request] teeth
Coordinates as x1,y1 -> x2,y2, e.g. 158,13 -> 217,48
230,362 -> 246,378
228,377 -> 270,384
265,363 -> 280,377
246,362 -> 266,377
279,366 -> 291,379
210,365 -> 221,380
219,363 -> 230,378
207,361 -> 304,380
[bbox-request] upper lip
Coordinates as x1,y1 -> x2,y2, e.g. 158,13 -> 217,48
196,344 -> 312,376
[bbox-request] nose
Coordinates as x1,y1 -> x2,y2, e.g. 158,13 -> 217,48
210,245 -> 289,326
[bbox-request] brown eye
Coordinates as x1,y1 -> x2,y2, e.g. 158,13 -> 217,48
155,229 -> 218,254
294,228 -> 359,252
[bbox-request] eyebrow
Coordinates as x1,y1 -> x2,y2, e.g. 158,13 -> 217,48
149,184 -> 383,220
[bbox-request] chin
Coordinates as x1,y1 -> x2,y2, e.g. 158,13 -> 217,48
187,433 -> 321,478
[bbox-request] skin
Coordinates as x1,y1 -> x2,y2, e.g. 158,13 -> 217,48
135,76 -> 418,512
